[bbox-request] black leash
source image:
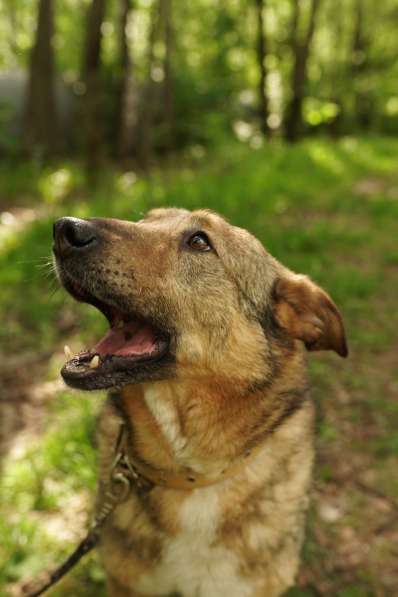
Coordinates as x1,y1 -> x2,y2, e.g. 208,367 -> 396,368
22,423 -> 152,597
24,532 -> 99,597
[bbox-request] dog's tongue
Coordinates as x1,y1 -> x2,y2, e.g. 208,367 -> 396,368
93,321 -> 158,357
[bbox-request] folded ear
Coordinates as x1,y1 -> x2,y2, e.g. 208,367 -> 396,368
272,274 -> 348,357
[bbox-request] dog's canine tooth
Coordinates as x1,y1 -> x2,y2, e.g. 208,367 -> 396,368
116,320 -> 124,329
64,345 -> 73,360
89,355 -> 100,369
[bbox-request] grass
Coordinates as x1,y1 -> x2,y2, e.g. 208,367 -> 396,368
1,135 -> 397,596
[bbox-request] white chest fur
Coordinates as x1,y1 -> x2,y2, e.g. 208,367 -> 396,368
143,384 -> 214,474
144,384 -> 188,457
136,486 -> 253,597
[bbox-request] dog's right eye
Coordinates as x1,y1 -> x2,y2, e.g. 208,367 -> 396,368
187,232 -> 212,252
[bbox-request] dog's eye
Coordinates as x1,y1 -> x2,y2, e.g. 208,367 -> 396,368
187,232 -> 212,252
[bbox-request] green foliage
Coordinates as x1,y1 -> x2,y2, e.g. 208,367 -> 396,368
0,390 -> 100,588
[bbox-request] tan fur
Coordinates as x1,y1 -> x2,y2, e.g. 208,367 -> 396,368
57,208 -> 347,596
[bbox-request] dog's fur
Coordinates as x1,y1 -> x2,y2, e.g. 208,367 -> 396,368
54,208 -> 347,596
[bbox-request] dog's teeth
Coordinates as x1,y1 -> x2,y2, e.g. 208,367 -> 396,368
116,320 -> 124,329
89,355 -> 100,369
64,345 -> 73,360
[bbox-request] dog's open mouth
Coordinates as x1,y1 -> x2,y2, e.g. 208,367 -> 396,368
61,278 -> 170,389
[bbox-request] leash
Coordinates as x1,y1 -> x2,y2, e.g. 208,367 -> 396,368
23,423 -> 152,597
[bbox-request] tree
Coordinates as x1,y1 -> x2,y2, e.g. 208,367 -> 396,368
327,0 -> 345,136
160,0 -> 175,151
138,0 -> 159,167
284,0 -> 322,141
81,0 -> 106,174
139,0 -> 175,161
351,0 -> 372,129
23,0 -> 58,156
255,0 -> 269,137
115,0 -> 137,160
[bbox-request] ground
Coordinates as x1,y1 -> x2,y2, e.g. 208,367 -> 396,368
0,137 -> 397,596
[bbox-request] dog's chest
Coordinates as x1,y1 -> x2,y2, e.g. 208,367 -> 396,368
144,385 -> 189,458
142,383 -> 223,474
135,486 -> 253,597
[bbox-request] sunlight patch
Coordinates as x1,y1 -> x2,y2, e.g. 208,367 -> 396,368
39,168 -> 73,204
307,143 -> 344,175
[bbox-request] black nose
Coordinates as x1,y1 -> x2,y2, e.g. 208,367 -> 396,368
53,217 -> 97,255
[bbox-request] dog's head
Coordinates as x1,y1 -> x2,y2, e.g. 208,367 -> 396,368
53,208 -> 347,391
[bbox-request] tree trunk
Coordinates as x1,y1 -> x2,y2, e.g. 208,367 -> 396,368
160,0 -> 175,151
139,0 -> 159,168
23,0 -> 58,157
328,0 -> 344,136
115,0 -> 137,160
81,0 -> 106,177
255,0 -> 269,137
284,0 -> 322,142
351,0 -> 372,129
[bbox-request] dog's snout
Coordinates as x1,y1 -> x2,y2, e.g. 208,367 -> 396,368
53,217 -> 97,255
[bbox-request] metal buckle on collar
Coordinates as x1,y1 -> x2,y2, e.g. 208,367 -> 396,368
111,423 -> 154,493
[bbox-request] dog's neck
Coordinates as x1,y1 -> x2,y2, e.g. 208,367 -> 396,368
116,350 -> 308,482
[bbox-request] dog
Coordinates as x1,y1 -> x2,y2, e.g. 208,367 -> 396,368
53,208 -> 347,597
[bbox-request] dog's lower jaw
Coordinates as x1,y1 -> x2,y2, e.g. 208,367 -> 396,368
96,381 -> 315,597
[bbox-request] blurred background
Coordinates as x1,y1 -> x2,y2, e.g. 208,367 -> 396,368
0,0 -> 397,595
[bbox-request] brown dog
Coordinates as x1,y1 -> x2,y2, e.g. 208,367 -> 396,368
53,208 -> 347,597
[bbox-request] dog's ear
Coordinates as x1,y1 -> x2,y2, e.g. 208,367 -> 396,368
272,274 -> 348,357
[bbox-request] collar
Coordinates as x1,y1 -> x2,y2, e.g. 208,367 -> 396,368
115,421 -> 260,491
